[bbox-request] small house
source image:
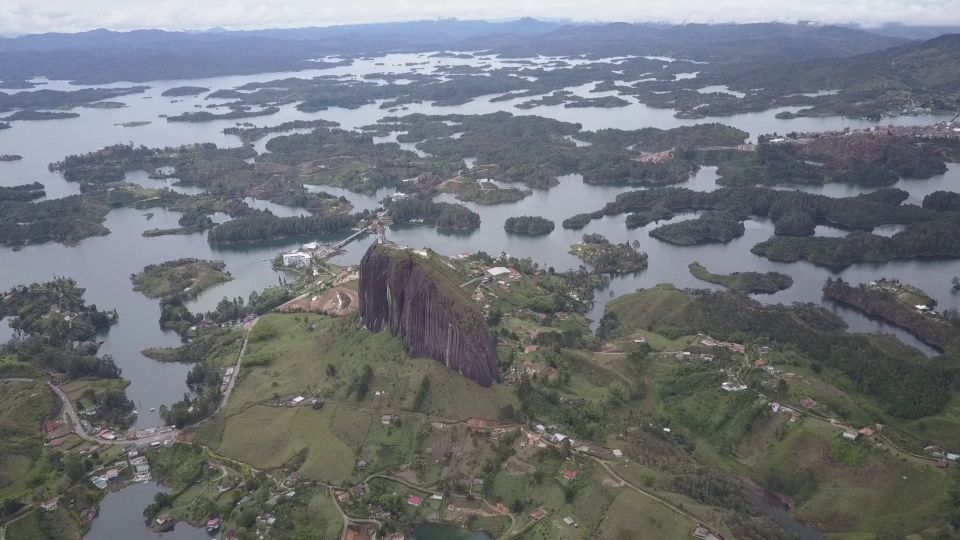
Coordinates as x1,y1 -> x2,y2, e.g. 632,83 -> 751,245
562,470 -> 579,481
407,495 -> 423,507
842,431 -> 859,441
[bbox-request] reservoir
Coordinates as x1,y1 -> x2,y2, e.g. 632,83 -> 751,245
0,50 -> 957,536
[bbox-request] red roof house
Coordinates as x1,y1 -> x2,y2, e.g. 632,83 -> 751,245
407,495 -> 423,507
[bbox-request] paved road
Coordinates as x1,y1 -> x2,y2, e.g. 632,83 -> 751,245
46,382 -> 178,448
216,318 -> 257,415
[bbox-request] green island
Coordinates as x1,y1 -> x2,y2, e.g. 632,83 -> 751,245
570,233 -> 648,274
2,110 -> 80,121
687,261 -> 793,294
503,216 -> 555,236
0,86 -> 148,116
442,179 -> 531,205
166,106 -> 280,123
649,211 -> 745,246
130,258 -> 232,300
385,196 -> 480,230
221,118 -> 339,143
160,86 -> 210,97
0,154 -> 23,161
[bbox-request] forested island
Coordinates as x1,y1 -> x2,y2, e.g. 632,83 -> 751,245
165,106 -> 280,122
0,154 -> 22,161
649,211 -> 745,245
160,86 -> 210,97
131,259 -> 232,300
0,278 -> 122,379
222,119 -> 339,143
443,180 -> 531,205
385,197 -> 480,230
206,210 -> 360,244
570,233 -> 648,274
688,261 -> 793,293
2,110 -> 80,121
503,215 -> 555,235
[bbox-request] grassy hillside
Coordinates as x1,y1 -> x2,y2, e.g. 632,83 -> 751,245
198,313 -> 517,484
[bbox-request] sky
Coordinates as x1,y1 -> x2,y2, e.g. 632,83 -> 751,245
1,0 -> 959,36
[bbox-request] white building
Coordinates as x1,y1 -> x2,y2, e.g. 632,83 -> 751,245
486,267 -> 511,278
282,251 -> 312,268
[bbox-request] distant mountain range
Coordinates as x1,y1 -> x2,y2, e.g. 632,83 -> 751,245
0,18 -> 956,86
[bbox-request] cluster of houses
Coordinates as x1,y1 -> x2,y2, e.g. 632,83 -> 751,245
128,448 -> 152,482
926,446 -> 960,468
698,334 -> 746,354
720,381 -> 748,392
89,466 -> 121,490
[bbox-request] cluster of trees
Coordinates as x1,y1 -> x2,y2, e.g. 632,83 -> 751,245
0,278 -> 123,379
823,277 -> 958,352
568,185 -> 940,237
222,118 -> 339,143
206,209 -> 358,243
0,194 -> 111,246
688,262 -> 794,294
571,234 -> 649,274
752,218 -> 960,268
0,86 -> 148,114
503,215 -> 555,235
49,143 -> 158,185
386,197 -> 480,230
0,182 -> 45,202
81,387 -> 136,428
715,135 -> 950,188
649,211 -> 745,245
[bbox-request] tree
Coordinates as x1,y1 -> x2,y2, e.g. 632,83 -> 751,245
238,509 -> 257,529
64,454 -> 86,483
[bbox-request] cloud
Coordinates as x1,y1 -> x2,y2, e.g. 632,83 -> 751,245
1,0 -> 959,36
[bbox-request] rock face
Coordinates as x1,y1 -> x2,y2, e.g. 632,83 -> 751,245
359,244 -> 500,387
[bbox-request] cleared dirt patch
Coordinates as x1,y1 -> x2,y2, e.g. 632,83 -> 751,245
280,286 -> 357,316
504,455 -> 535,476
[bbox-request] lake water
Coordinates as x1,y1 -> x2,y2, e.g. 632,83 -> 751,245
85,481 -> 208,540
412,523 -> 493,540
1,50 -> 958,536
